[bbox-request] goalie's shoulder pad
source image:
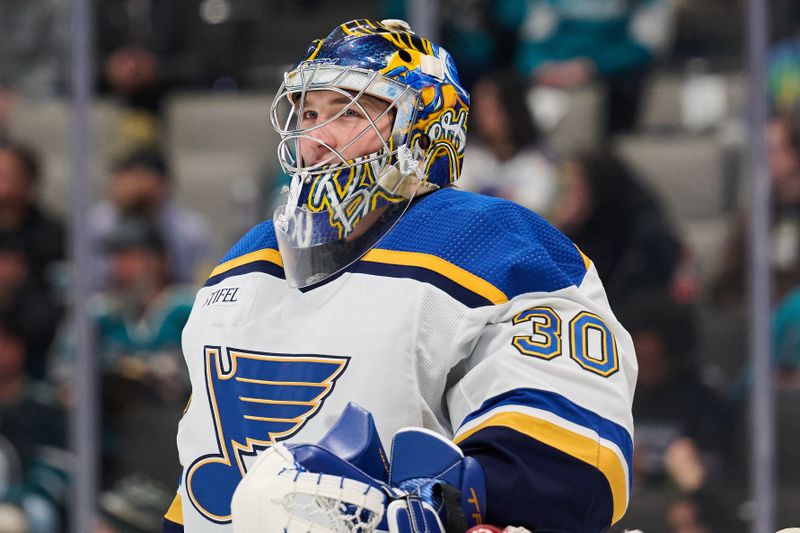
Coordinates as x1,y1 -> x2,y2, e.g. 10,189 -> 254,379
221,220 -> 278,262
206,220 -> 282,286
370,188 -> 590,307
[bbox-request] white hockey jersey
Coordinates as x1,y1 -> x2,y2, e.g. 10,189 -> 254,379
164,188 -> 637,532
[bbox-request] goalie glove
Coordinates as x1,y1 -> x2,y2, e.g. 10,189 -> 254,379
231,403 -> 486,533
387,428 -> 486,532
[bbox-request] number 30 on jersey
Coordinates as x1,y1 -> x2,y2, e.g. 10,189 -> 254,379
512,307 -> 619,377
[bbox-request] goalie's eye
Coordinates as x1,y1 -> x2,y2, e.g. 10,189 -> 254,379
300,106 -> 362,123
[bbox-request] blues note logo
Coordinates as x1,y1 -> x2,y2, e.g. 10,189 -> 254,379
186,346 -> 349,523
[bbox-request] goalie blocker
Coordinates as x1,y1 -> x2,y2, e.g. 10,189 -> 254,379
231,403 -> 486,533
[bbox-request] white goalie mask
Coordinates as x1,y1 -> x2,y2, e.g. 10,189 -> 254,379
269,19 -> 470,288
270,64 -> 430,288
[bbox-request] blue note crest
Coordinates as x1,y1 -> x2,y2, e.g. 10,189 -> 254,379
186,346 -> 349,523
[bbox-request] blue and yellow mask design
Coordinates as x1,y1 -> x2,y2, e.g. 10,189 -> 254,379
270,19 -> 470,288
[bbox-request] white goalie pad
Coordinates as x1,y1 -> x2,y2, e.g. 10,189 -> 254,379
231,444 -> 388,533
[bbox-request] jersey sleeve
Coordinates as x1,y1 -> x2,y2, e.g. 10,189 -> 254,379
443,204 -> 637,531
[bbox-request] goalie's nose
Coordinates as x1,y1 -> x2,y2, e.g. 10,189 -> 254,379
300,125 -> 340,167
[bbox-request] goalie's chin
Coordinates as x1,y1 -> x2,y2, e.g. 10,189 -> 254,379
231,443 -> 387,533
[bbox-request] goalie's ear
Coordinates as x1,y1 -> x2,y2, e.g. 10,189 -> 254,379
316,402 -> 390,482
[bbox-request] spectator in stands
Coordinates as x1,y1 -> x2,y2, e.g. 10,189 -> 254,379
772,287 -> 800,389
515,0 -> 674,135
0,143 -> 65,292
768,39 -> 800,116
97,1 -> 197,90
52,219 -> 193,487
98,219 -> 192,485
457,70 -> 561,218
92,219 -> 193,386
382,0 -> 526,90
0,235 -> 62,381
663,496 -> 712,533
103,46 -> 164,154
766,0 -> 800,117
772,0 -> 800,55
712,114 -> 800,306
0,0 -> 68,133
621,291 -> 737,533
735,283 -> 800,395
0,318 -> 67,532
96,1 -> 201,153
88,150 -> 212,288
552,151 -> 683,307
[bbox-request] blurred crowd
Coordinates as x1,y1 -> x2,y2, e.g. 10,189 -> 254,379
2,0 -> 800,532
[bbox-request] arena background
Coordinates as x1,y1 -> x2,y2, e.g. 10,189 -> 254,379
1,0 -> 798,531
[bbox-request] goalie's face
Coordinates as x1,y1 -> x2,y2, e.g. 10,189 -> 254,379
297,89 -> 394,167
271,68 -> 425,289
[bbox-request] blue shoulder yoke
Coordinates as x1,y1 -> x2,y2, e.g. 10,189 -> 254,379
205,189 -> 589,307
357,188 -> 589,306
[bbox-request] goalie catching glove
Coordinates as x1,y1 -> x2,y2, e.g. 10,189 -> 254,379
231,403 -> 486,533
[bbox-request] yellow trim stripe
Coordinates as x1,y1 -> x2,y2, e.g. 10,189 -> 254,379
235,377 -> 328,387
239,397 -> 315,406
306,38 -> 324,61
454,412 -> 628,525
243,415 -> 301,423
209,249 -> 283,279
164,494 -> 184,525
362,249 -> 508,304
575,245 -> 592,271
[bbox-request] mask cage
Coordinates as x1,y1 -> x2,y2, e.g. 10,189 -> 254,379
270,64 -> 420,179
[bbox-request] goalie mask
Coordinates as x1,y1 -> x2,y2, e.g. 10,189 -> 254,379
271,18 -> 470,288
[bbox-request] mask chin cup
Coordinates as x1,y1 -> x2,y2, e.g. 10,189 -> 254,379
375,144 -> 438,199
274,168 -> 424,289
376,166 -> 437,199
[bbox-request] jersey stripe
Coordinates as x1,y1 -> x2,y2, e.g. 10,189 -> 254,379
201,244 -> 510,307
352,248 -> 510,307
378,189 -> 589,298
204,249 -> 285,287
454,388 -> 632,524
163,493 -> 184,530
210,249 -> 283,277
162,519 -> 184,533
459,426 -> 614,531
352,261 -> 492,307
457,388 -> 633,466
363,249 -> 508,304
459,425 -> 614,529
208,190 -> 589,299
576,246 -> 592,270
